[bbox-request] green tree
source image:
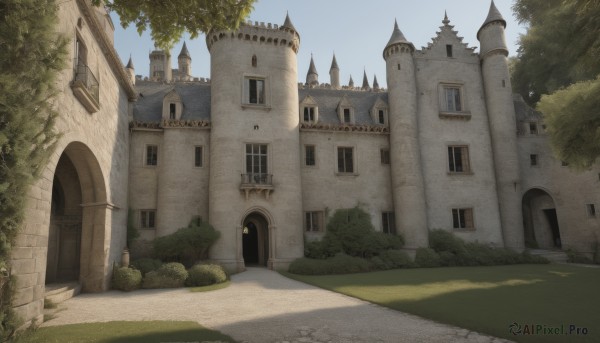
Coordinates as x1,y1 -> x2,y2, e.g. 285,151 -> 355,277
511,0 -> 600,168
0,0 -> 68,339
93,0 -> 257,50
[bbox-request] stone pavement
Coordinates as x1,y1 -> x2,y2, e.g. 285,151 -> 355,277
43,268 -> 512,343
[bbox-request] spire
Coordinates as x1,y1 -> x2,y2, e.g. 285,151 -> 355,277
178,41 -> 191,59
126,55 -> 134,69
348,75 -> 354,88
442,10 -> 450,25
330,53 -> 339,71
385,19 -> 413,50
361,69 -> 370,90
282,12 -> 296,31
306,54 -> 319,86
373,75 -> 380,91
477,0 -> 506,39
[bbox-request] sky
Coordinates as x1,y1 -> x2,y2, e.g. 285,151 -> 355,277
112,0 -> 525,88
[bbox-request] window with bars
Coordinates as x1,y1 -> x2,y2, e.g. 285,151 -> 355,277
382,212 -> 396,234
194,146 -> 203,167
140,210 -> 156,229
146,145 -> 158,166
305,145 -> 316,166
452,208 -> 474,229
448,146 -> 470,173
380,149 -> 390,165
305,211 -> 323,232
337,147 -> 354,173
444,87 -> 462,112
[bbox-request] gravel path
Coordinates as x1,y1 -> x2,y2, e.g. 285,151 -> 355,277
44,268 -> 512,343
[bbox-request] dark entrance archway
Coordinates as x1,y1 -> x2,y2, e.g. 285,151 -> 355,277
242,212 -> 269,267
522,188 -> 562,249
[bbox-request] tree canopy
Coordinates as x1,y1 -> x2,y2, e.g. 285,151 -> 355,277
93,0 -> 257,50
511,0 -> 600,169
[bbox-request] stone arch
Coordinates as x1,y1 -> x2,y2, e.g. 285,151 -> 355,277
522,188 -> 562,249
239,207 -> 275,269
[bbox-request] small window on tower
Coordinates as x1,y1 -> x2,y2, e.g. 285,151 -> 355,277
252,55 -> 257,67
529,122 -> 538,135
446,44 -> 453,57
530,154 -> 538,166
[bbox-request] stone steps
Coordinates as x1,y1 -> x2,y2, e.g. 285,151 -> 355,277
528,249 -> 569,263
44,282 -> 81,305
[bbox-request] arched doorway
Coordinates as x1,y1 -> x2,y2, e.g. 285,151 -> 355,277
242,212 -> 270,267
522,188 -> 562,249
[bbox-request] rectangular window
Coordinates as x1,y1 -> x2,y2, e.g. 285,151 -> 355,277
452,208 -> 474,229
194,146 -> 203,167
380,149 -> 390,165
343,108 -> 351,123
382,212 -> 396,234
140,210 -> 156,229
529,122 -> 538,135
587,204 -> 596,217
305,145 -> 316,166
378,110 -> 385,124
530,154 -> 538,166
446,44 -> 453,57
247,78 -> 265,104
146,145 -> 158,166
337,147 -> 354,173
303,107 -> 315,122
445,87 -> 462,112
305,211 -> 323,232
169,103 -> 176,120
246,143 -> 268,182
448,146 -> 470,173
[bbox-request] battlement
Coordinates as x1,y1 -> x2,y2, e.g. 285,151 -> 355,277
206,19 -> 300,53
297,82 -> 386,92
135,75 -> 211,84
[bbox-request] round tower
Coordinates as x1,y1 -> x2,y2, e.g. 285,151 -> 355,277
178,41 -> 192,81
306,54 -> 319,87
383,20 -> 428,249
206,15 -> 303,271
478,0 -> 524,249
329,53 -> 340,89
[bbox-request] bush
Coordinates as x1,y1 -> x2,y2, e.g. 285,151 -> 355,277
289,253 -> 370,275
112,267 -> 142,291
153,219 -> 220,266
429,229 -> 467,255
131,258 -> 162,276
379,249 -> 413,268
415,248 -> 441,268
142,262 -> 188,289
186,264 -> 227,286
566,248 -> 594,264
304,236 -> 342,259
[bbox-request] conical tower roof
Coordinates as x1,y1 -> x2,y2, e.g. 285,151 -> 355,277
348,75 -> 354,87
477,0 -> 506,39
307,55 -> 318,76
385,19 -> 413,50
126,56 -> 134,69
362,70 -> 370,89
373,75 -> 379,89
178,41 -> 191,59
330,53 -> 339,70
282,12 -> 296,31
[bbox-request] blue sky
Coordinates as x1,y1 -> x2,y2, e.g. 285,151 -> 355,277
112,0 -> 524,88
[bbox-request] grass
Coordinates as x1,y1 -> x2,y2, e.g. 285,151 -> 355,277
16,321 -> 235,343
283,264 -> 599,343
189,280 -> 230,292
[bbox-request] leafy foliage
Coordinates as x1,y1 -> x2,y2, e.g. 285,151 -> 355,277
414,248 -> 442,268
92,0 -> 257,50
152,219 -> 220,266
112,267 -> 142,291
0,0 -> 67,338
185,264 -> 227,287
131,258 -> 162,276
127,208 -> 140,248
142,262 -> 188,289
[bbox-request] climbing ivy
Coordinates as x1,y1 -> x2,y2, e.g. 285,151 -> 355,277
0,0 -> 67,339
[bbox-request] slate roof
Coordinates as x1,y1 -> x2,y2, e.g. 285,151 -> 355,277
133,81 -> 211,122
299,88 -> 388,125
385,20 -> 413,50
513,94 -> 542,122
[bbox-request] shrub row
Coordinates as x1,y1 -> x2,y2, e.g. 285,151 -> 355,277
112,261 -> 227,291
152,219 -> 220,266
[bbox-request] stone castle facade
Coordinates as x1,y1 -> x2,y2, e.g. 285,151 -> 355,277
9,0 -> 600,327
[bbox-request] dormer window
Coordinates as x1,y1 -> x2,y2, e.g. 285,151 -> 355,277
162,90 -> 182,120
304,107 -> 316,122
337,95 -> 355,124
370,98 -> 389,125
169,103 -> 176,120
299,95 -> 319,123
378,110 -> 385,124
343,108 -> 351,123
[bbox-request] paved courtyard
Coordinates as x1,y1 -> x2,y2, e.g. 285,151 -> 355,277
44,268 -> 511,343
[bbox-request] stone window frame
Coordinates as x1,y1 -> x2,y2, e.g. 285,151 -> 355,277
438,82 -> 471,120
299,95 -> 319,124
304,144 -> 317,167
305,211 -> 324,232
452,208 -> 475,230
530,154 -> 539,167
381,211 -> 396,234
162,90 -> 183,120
194,145 -> 204,168
140,209 -> 156,229
380,148 -> 390,165
447,145 -> 472,174
145,144 -> 158,167
243,142 -> 270,176
336,145 -> 357,176
242,74 -> 270,110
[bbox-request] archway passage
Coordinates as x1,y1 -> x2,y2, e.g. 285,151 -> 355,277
46,155 -> 82,283
522,189 -> 562,249
242,212 -> 269,267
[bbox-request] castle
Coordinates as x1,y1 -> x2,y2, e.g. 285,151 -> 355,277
9,0 -> 599,327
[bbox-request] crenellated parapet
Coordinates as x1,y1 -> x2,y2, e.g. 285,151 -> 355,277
206,20 -> 300,54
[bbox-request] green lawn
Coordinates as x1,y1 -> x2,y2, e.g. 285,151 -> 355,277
16,321 -> 235,343
283,264 -> 599,343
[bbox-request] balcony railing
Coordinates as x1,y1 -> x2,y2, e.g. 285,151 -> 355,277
71,62 -> 100,113
240,173 -> 273,200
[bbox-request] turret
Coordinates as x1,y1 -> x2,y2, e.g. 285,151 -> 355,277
383,19 -> 428,249
373,75 -> 380,91
125,55 -> 135,85
329,54 -> 340,89
177,42 -> 192,81
348,75 -> 354,88
306,54 -> 319,87
478,1 -> 524,249
149,48 -> 172,82
361,70 -> 370,90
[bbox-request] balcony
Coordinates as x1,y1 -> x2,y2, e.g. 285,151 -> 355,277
71,63 -> 100,113
240,173 -> 273,200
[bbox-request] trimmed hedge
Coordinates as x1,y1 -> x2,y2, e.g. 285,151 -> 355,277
186,264 -> 227,287
153,219 -> 220,266
142,262 -> 188,289
415,248 -> 442,268
131,258 -> 162,276
288,253 -> 370,275
112,267 -> 142,291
